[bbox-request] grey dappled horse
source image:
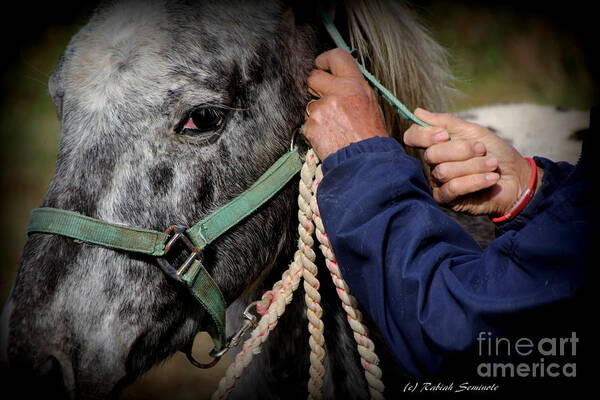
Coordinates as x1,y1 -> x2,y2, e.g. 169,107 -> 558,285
1,1 -> 492,398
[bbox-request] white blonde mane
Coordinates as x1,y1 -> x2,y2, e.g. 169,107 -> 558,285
346,0 -> 455,165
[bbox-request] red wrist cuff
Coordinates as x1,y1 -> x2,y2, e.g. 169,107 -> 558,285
491,157 -> 538,223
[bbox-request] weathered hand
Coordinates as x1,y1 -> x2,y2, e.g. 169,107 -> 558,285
303,49 -> 388,160
404,108 -> 541,217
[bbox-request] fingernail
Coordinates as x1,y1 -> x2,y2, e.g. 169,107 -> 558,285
474,142 -> 486,154
486,172 -> 500,181
415,107 -> 431,116
485,157 -> 498,168
433,130 -> 449,142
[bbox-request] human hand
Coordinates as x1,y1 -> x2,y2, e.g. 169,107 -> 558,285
404,108 -> 542,217
303,49 -> 388,160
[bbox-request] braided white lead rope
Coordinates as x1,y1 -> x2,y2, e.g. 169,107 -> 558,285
311,165 -> 384,399
299,151 -> 326,399
211,250 -> 304,400
212,149 -> 384,399
211,150 -> 321,400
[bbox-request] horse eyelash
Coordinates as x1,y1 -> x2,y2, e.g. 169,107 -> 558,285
211,104 -> 248,111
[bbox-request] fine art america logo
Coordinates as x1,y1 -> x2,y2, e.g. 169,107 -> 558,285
476,331 -> 578,378
403,332 -> 578,394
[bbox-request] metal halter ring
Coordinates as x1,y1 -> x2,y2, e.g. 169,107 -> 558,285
183,341 -> 221,369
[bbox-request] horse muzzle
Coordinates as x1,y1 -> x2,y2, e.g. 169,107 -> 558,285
2,296 -> 78,399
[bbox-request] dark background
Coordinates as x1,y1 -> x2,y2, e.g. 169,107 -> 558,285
1,1 -> 596,398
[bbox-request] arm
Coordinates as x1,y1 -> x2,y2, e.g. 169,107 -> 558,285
303,48 -> 590,377
317,137 -> 589,378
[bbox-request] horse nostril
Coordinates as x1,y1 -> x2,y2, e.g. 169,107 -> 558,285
32,355 -> 76,400
40,355 -> 61,377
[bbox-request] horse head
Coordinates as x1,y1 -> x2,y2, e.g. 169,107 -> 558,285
3,0 -> 319,396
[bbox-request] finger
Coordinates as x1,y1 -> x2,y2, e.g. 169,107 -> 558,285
306,97 -> 327,121
404,124 -> 450,148
431,156 -> 498,183
315,48 -> 362,78
308,69 -> 336,94
301,118 -> 317,143
424,140 -> 487,165
434,172 -> 500,204
308,86 -> 322,98
300,118 -> 332,160
414,108 -> 479,138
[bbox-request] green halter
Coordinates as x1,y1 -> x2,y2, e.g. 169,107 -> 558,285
28,148 -> 303,363
27,10 -> 425,368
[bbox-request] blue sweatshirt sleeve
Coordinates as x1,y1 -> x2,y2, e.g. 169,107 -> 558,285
316,137 -> 589,378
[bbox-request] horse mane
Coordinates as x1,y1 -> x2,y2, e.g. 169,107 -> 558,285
345,0 -> 455,170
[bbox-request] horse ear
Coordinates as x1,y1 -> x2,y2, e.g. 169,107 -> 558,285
344,0 -> 455,174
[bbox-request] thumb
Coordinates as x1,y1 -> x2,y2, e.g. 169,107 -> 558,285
415,108 -> 475,138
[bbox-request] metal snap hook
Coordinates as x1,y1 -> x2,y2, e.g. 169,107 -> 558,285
207,301 -> 260,360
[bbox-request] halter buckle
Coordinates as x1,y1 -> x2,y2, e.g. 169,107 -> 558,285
157,225 -> 202,282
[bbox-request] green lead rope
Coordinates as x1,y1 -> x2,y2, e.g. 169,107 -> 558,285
320,8 -> 431,128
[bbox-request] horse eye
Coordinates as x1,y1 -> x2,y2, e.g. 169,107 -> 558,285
180,106 -> 225,136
